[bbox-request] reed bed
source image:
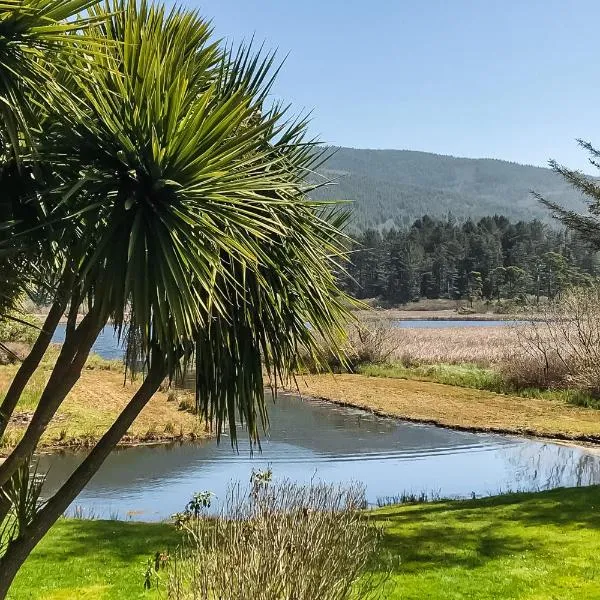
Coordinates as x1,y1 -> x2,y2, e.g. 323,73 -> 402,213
355,325 -> 517,368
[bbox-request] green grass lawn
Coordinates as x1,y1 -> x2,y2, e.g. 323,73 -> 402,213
8,486 -> 600,599
8,520 -> 182,600
375,486 -> 600,599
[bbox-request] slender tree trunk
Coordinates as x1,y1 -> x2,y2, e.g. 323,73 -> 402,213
0,283 -> 75,525
0,358 -> 165,599
0,310 -> 105,489
0,298 -> 67,441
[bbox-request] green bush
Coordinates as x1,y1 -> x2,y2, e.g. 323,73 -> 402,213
0,313 -> 41,345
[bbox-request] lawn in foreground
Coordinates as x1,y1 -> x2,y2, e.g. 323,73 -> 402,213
8,486 -> 600,599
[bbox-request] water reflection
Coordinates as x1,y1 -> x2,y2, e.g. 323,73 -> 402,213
506,443 -> 600,491
38,395 -> 600,521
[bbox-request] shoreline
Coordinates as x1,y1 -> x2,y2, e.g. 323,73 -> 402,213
289,374 -> 600,449
0,354 -> 211,457
1,424 -> 212,459
28,431 -> 210,457
293,391 -> 600,449
355,308 -> 540,322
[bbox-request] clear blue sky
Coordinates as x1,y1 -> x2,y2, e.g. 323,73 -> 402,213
182,0 -> 600,171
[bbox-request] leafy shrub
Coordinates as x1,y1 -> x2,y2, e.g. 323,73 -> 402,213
299,320 -> 400,374
347,321 -> 400,368
0,313 -> 41,345
163,476 -> 388,600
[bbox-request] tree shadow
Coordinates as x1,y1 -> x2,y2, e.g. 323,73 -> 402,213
370,485 -> 600,575
31,519 -> 181,564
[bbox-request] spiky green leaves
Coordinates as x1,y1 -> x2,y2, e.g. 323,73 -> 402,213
2,0 -> 355,444
0,0 -> 102,155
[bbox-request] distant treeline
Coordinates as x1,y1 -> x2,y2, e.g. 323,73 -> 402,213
341,215 -> 600,304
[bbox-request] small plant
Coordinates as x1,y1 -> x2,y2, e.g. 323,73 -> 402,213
164,422 -> 175,435
0,461 -> 47,555
67,506 -> 98,520
178,396 -> 196,413
250,467 -> 273,494
348,320 -> 401,369
376,489 -> 443,507
144,551 -> 170,590
0,430 -> 22,450
143,425 -> 158,441
185,491 -> 213,518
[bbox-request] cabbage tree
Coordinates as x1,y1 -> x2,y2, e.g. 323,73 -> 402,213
0,1 -> 352,595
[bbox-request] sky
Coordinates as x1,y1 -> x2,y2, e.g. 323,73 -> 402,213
182,0 -> 600,171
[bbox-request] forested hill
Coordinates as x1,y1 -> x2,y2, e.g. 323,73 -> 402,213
311,147 -> 586,229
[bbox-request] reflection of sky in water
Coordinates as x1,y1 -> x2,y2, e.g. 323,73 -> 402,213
38,395 -> 600,521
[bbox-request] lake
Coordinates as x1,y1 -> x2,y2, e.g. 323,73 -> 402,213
53,323 -> 125,361
38,393 -> 600,521
394,319 -> 519,328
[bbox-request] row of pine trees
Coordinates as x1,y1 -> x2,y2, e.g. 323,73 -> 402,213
342,215 -> 599,304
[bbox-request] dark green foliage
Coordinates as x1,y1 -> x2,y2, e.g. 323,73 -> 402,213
538,140 -> 600,247
343,215 -> 598,303
311,148 -> 586,229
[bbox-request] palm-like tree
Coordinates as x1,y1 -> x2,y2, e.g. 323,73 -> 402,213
0,1 -> 353,595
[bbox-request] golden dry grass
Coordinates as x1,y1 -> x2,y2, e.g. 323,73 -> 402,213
365,325 -> 515,366
0,353 -> 209,456
294,373 -> 600,443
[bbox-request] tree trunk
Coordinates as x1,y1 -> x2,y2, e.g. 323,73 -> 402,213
0,310 -> 105,489
0,358 -> 165,599
0,298 -> 67,441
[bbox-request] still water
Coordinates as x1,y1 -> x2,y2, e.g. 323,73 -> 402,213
39,394 -> 600,521
52,323 -> 124,361
394,319 -> 518,328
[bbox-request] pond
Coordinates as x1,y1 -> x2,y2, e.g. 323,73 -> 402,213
38,394 -> 600,521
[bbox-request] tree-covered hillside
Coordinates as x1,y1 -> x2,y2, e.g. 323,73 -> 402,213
312,148 -> 587,229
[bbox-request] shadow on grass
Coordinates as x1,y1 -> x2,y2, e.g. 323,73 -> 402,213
31,519 -> 181,564
371,485 -> 600,574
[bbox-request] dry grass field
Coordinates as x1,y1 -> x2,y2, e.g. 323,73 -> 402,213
293,373 -> 600,443
380,325 -> 515,366
0,349 -> 210,455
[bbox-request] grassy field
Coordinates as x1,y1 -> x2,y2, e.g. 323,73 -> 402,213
358,362 -> 600,408
294,373 -> 600,443
352,323 -> 516,366
0,349 -> 209,455
7,486 -> 600,599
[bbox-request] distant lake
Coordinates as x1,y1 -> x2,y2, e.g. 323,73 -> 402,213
394,319 -> 519,329
53,324 -> 124,361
